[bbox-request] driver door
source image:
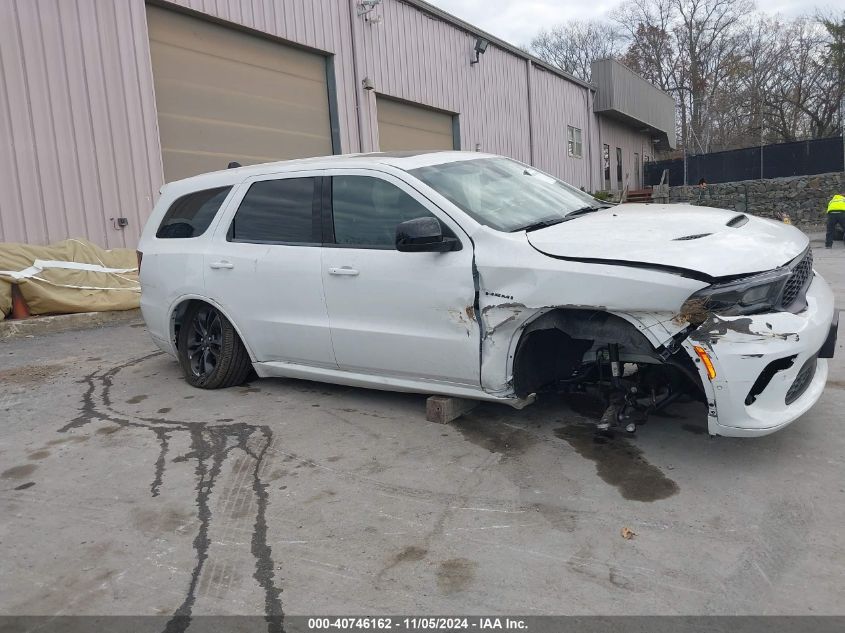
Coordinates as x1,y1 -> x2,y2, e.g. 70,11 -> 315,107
320,170 -> 479,386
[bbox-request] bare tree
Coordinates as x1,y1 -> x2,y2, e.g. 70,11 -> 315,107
676,0 -> 755,151
815,11 -> 845,136
703,15 -> 784,150
530,21 -> 624,82
613,0 -> 754,153
529,3 -> 845,156
613,0 -> 678,92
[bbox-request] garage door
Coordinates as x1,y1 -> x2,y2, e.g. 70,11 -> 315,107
377,97 -> 455,151
147,6 -> 333,182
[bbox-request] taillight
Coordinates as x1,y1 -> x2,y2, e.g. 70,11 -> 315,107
136,250 -> 143,272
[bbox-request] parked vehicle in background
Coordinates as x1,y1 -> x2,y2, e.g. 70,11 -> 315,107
138,152 -> 838,437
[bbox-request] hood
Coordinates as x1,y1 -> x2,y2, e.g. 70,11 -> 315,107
526,203 -> 809,280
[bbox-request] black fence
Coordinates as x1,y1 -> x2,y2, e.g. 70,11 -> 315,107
645,136 -> 844,186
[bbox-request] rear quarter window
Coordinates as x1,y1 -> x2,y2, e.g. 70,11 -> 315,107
156,186 -> 232,238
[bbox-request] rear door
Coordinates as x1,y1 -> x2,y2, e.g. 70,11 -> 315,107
204,171 -> 336,366
320,170 -> 479,385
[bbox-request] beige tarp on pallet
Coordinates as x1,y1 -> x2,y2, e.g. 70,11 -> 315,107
0,239 -> 140,320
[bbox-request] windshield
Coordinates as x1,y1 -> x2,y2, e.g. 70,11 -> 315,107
409,157 -> 608,232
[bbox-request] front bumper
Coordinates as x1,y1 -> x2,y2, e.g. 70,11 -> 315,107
685,273 -> 837,437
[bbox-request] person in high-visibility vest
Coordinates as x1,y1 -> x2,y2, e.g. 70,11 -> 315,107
825,193 -> 845,248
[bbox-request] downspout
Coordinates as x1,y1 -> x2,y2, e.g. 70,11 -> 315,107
526,59 -> 536,166
597,115 -> 603,191
348,0 -> 367,152
586,89 -> 594,191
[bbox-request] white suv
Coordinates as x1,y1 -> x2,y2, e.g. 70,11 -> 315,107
138,152 -> 838,437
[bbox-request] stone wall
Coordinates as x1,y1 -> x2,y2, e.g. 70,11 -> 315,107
668,171 -> 845,228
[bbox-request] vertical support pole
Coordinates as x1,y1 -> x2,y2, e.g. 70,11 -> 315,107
348,0 -> 367,153
841,95 -> 844,174
525,59 -> 536,168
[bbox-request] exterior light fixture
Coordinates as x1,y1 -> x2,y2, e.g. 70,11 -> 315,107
357,0 -> 382,17
471,37 -> 489,65
362,77 -> 375,91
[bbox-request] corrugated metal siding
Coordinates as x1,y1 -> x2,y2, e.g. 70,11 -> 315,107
357,0 -> 531,161
597,116 -> 653,192
0,0 -> 162,248
166,0 -> 536,160
529,64 -> 592,188
592,58 -> 676,148
0,0 -> 657,248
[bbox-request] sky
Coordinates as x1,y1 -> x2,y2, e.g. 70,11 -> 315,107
426,0 -> 833,48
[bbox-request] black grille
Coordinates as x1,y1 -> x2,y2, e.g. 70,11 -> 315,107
785,356 -> 817,405
780,249 -> 813,309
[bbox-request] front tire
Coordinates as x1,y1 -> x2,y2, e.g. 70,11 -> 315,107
177,302 -> 252,389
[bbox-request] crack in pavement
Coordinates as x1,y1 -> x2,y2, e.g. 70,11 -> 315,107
59,352 -> 284,633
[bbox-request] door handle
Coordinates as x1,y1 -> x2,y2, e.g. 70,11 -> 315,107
209,260 -> 234,270
328,266 -> 359,276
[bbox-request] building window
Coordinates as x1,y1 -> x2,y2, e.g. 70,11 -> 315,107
567,126 -> 583,159
616,147 -> 623,190
602,144 -> 610,191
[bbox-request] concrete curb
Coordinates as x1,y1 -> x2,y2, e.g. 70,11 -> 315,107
0,308 -> 143,341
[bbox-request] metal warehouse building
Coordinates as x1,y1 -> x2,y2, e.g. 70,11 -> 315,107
0,0 -> 675,249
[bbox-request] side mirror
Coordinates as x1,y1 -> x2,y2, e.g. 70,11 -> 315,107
395,217 -> 458,252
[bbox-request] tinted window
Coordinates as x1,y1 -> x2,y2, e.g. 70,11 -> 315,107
156,186 -> 231,238
332,176 -> 438,248
230,178 -> 317,244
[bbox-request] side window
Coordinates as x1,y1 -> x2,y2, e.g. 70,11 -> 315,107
229,177 -> 317,244
156,186 -> 231,238
331,176 -> 447,248
567,126 -> 583,158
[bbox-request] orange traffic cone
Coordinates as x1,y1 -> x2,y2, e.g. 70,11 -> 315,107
10,284 -> 30,319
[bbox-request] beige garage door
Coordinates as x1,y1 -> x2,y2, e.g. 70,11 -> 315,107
377,97 -> 455,151
147,6 -> 333,182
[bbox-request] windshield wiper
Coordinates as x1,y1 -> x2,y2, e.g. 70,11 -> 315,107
564,205 -> 610,217
513,205 -> 611,232
513,217 -> 568,232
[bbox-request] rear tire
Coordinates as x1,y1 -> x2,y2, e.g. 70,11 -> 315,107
177,302 -> 252,389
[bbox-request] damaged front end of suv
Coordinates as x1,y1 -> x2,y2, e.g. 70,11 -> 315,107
469,214 -> 836,438
408,154 -> 837,437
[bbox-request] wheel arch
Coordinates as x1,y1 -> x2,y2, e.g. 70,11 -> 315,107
167,295 -> 258,363
508,307 -> 664,398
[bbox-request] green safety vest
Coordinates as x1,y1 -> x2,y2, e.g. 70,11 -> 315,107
829,195 -> 845,212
